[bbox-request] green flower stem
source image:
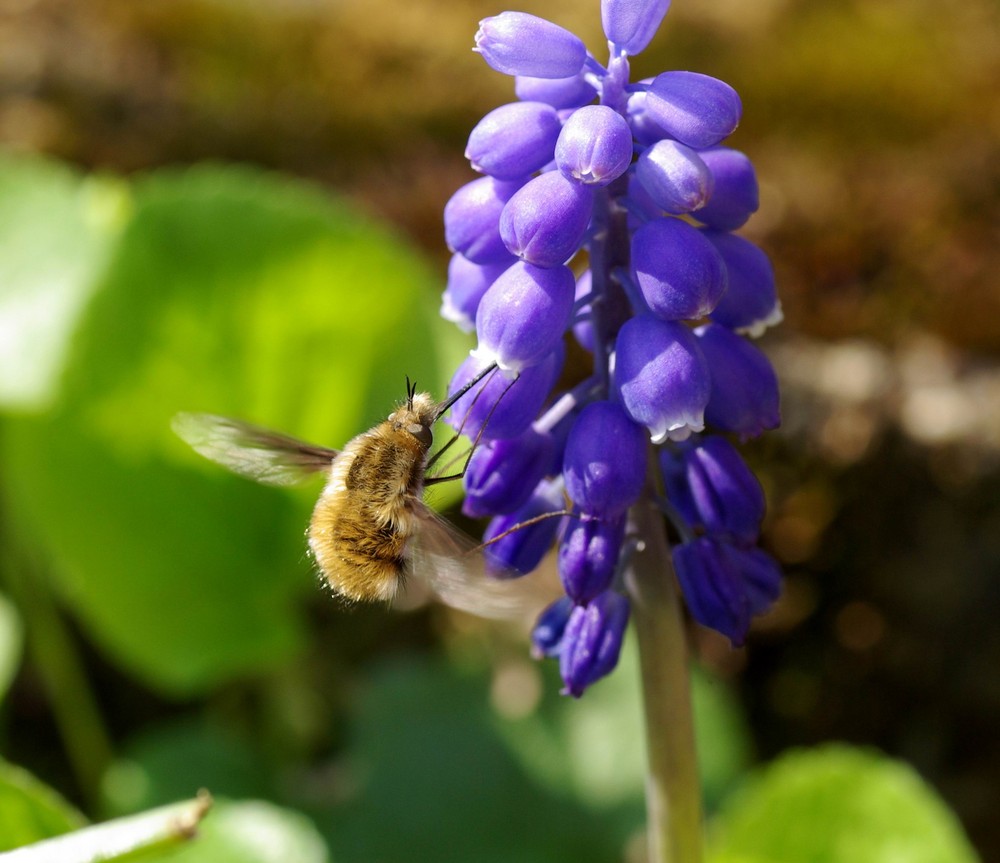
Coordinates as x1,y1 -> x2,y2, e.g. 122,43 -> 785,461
2,542 -> 114,809
627,499 -> 703,863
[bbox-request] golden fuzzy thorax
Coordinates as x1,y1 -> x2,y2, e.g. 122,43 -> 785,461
307,393 -> 437,602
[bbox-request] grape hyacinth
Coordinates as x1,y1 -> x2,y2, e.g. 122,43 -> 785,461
442,1 -> 783,700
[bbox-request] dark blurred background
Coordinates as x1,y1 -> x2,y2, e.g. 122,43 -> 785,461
1,0 -> 998,858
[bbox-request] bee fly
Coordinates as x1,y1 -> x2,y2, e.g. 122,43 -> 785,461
172,363 -> 543,619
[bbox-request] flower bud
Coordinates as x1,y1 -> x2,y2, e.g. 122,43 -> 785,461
602,0 -> 671,56
555,105 -> 634,187
500,171 -> 594,268
741,546 -> 783,616
704,232 -> 782,337
475,13 -> 587,79
466,102 -> 563,181
696,147 -> 759,231
532,596 -> 574,658
483,479 -> 565,576
559,590 -> 630,697
626,89 -> 666,147
673,537 -> 780,645
645,72 -> 742,149
632,217 -> 727,321
515,73 -> 597,110
615,315 -> 710,443
624,170 -> 664,234
559,514 -> 626,603
440,254 -> 514,332
563,401 -> 647,517
572,269 -> 597,352
462,427 -> 555,518
660,436 -> 765,545
447,345 -> 564,441
571,269 -> 633,352
635,140 -> 713,214
695,323 -> 780,438
444,176 -> 522,264
474,261 -> 575,373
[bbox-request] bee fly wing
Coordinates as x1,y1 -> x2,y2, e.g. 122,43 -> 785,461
403,503 -> 557,623
172,412 -> 339,487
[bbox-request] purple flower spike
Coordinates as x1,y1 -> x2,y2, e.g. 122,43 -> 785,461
705,232 -> 782,337
635,140 -> 713,214
615,315 -> 711,443
441,254 -> 514,332
500,171 -> 595,268
466,102 -> 564,181
483,479 -> 565,576
602,0 -> 671,56
673,537 -> 781,645
555,105 -> 634,187
661,436 -> 765,545
475,261 -> 575,373
447,345 -> 564,441
462,428 -> 555,518
444,176 -> 523,264
696,147 -> 759,231
645,71 -> 742,149
560,590 -> 631,697
475,13 -> 587,79
532,596 -> 574,658
632,217 -> 727,321
441,1 -> 781,689
559,514 -> 626,603
695,322 -> 780,438
563,401 -> 647,517
515,73 -> 597,110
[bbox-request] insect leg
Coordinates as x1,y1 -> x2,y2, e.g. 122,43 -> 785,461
425,362 -> 501,474
426,379 -> 495,473
425,431 -> 468,474
431,361 -> 500,421
425,372 -> 520,486
474,509 -> 577,547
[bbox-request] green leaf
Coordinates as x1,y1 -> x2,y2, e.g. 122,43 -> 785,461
150,800 -> 329,863
709,744 -> 980,863
0,794 -> 209,863
0,156 -> 127,411
0,163 -> 466,694
0,758 -> 84,852
318,656 -> 623,863
1,415 -> 310,694
102,720 -> 277,818
0,593 -> 24,703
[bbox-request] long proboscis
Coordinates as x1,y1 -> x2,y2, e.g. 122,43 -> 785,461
430,361 -> 500,422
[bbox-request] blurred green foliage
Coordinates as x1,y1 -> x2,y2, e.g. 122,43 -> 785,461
0,156 -> 464,695
0,759 -> 84,853
0,595 -> 24,702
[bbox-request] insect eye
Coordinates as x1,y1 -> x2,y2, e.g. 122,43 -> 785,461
408,423 -> 433,448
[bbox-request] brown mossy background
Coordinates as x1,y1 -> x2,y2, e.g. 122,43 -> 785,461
2,0 -> 999,857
